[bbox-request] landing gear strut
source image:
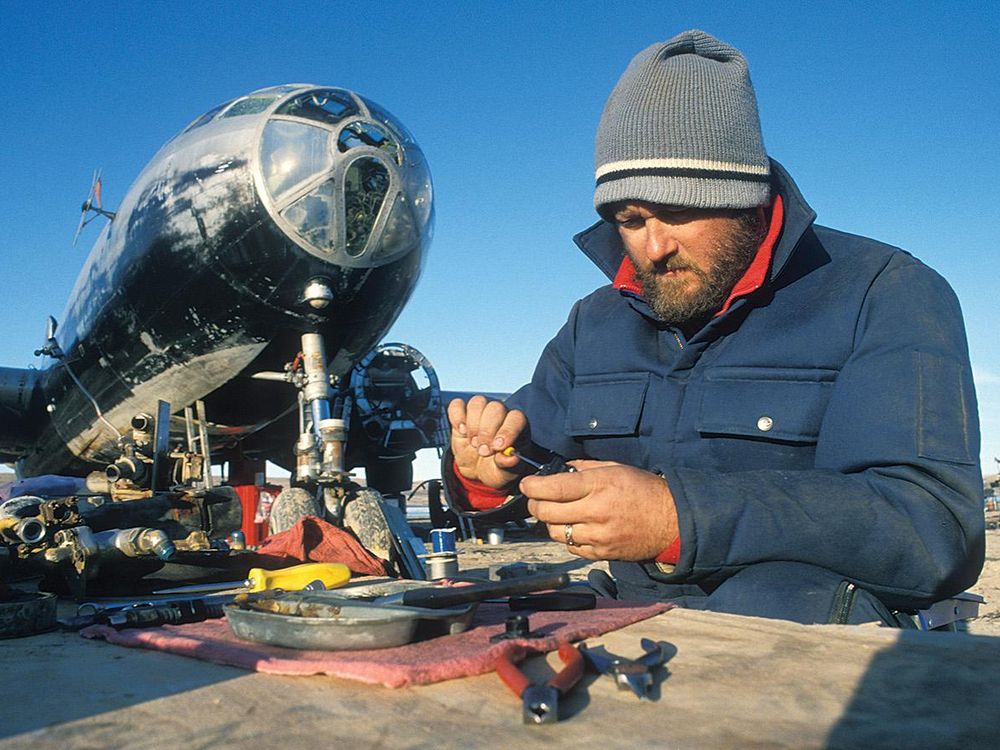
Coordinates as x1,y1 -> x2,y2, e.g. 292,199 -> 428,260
272,332 -> 427,578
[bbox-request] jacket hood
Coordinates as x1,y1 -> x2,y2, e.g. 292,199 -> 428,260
573,158 -> 817,286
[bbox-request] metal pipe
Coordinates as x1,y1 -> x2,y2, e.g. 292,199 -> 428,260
301,333 -> 331,404
106,456 -> 148,483
14,517 -> 46,545
106,527 -> 177,560
319,418 -> 346,474
296,432 -> 319,482
130,413 -> 154,432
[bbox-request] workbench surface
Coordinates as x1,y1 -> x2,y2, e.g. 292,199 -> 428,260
4,606 -> 999,749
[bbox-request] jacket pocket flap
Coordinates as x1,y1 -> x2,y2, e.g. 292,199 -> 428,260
698,370 -> 835,443
567,373 -> 649,437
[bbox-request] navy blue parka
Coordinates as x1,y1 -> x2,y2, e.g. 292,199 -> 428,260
504,161 -> 984,612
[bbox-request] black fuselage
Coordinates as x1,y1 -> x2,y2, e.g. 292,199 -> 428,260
3,84 -> 432,476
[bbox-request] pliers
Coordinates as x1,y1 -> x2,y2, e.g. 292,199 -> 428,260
579,638 -> 669,700
496,642 -> 585,724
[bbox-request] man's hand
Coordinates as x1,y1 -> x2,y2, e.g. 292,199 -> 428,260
447,396 -> 526,490
521,460 -> 680,561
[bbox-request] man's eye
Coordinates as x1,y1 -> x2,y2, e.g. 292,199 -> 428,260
616,215 -> 644,228
657,207 -> 695,223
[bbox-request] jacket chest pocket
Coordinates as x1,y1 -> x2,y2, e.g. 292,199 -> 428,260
698,368 -> 836,444
566,373 -> 650,440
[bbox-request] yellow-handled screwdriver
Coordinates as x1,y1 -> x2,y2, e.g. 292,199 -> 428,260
501,446 -> 545,470
154,561 -> 352,595
502,447 -> 576,475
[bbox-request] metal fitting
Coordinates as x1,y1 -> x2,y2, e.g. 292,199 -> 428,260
0,496 -> 47,544
13,517 -> 46,545
106,456 -> 148,483
303,278 -> 334,310
319,417 -> 346,474
300,333 -> 332,404
296,432 -> 319,482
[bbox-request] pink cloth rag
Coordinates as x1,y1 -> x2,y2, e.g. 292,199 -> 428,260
81,600 -> 671,688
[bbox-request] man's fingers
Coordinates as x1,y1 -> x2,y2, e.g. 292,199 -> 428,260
462,395 -> 488,445
448,397 -> 526,475
482,408 -> 527,456
447,398 -> 468,436
567,458 -> 621,472
519,470 -> 590,502
527,497 -> 588,525
472,400 -> 507,454
545,523 -> 600,560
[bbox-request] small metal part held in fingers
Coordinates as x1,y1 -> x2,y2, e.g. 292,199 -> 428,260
501,447 -> 576,476
538,455 -> 576,476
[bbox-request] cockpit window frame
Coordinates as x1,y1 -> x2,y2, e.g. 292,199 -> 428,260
252,86 -> 427,269
181,99 -> 235,134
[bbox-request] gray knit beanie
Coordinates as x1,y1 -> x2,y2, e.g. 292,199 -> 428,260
594,30 -> 770,213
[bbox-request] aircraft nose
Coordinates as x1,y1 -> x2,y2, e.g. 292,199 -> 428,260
256,88 -> 431,271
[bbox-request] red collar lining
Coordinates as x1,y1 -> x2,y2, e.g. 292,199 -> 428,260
612,194 -> 785,317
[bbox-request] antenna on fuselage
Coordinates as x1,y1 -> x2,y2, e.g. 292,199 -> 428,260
73,169 -> 117,246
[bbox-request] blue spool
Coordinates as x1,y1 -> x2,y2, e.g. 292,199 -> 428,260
431,527 -> 457,553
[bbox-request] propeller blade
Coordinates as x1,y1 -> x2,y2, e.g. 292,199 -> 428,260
72,211 -> 88,246
73,168 -> 105,246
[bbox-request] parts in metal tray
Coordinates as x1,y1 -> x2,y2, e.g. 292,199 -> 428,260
225,579 -> 477,650
224,572 -> 571,650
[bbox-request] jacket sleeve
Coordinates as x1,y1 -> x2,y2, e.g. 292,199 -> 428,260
505,301 -> 584,460
440,302 -> 584,521
661,259 -> 984,610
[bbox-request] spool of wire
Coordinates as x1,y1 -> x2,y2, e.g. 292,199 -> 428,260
430,527 -> 457,554
426,552 -> 459,580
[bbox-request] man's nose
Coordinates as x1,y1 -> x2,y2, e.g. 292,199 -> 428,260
643,218 -> 679,262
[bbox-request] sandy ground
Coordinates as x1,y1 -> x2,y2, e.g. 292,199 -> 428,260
970,528 -> 1000,635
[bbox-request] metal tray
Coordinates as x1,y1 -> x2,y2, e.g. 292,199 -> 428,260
225,589 -> 476,651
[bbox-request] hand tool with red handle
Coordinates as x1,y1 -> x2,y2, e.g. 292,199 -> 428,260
496,640 -> 584,724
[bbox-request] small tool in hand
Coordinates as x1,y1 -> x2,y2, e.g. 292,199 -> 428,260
501,447 -> 576,475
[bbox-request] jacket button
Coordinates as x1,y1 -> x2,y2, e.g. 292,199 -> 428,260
757,416 -> 774,432
588,418 -> 599,429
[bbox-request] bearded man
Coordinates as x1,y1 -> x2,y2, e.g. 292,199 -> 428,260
444,30 -> 984,625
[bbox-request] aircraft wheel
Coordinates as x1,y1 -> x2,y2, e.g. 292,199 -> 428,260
206,485 -> 243,536
268,487 -> 322,534
366,458 -> 413,513
343,487 -> 393,564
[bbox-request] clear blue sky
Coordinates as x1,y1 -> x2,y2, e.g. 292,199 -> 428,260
2,1 -> 998,480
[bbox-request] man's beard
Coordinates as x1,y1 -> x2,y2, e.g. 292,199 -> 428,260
633,215 -> 765,329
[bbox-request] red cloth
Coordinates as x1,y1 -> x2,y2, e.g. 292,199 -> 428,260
451,459 -> 512,510
251,516 -> 389,577
80,599 -> 671,688
655,537 -> 681,565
